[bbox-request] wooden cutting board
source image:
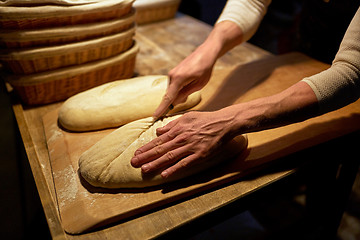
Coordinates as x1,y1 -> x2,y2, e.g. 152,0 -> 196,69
42,53 -> 360,234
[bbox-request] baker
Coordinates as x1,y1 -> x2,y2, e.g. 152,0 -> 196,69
131,0 -> 360,178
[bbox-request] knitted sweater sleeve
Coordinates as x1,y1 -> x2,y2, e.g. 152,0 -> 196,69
301,6 -> 360,113
217,0 -> 360,114
216,0 -> 272,42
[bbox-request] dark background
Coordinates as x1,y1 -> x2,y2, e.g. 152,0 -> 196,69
179,0 -> 360,63
1,0 -> 359,239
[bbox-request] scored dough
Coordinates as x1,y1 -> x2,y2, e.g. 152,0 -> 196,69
58,75 -> 201,132
79,115 -> 248,189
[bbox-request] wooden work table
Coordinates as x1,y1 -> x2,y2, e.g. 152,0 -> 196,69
10,14 -> 360,239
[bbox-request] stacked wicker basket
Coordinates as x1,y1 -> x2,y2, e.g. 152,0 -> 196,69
134,0 -> 181,25
0,0 -> 138,105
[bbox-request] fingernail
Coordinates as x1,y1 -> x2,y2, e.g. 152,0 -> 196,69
142,164 -> 150,173
161,171 -> 168,179
131,157 -> 138,166
135,150 -> 142,156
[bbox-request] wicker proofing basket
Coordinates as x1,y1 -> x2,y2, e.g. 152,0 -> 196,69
134,0 -> 180,25
4,41 -> 139,105
0,9 -> 136,48
0,27 -> 136,74
0,0 -> 134,29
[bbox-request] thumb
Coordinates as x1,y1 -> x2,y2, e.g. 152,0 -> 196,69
153,84 -> 180,118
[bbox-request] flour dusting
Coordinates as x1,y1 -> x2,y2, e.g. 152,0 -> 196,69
48,128 -> 63,144
55,165 -> 78,208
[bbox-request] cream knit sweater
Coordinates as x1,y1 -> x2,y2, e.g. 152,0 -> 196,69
217,0 -> 360,113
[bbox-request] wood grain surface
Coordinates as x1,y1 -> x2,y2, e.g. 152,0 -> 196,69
11,14 -> 274,239
11,14 -> 360,240
42,51 -> 360,234
43,109 -> 248,234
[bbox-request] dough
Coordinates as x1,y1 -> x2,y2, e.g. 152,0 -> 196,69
58,75 -> 201,132
79,115 -> 248,188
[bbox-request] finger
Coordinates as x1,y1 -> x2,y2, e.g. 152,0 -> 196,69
156,117 -> 179,136
153,95 -> 172,119
153,83 -> 180,119
131,132 -> 178,167
161,154 -> 199,178
138,120 -> 180,154
141,145 -> 191,173
172,86 -> 195,106
172,78 -> 206,106
173,95 -> 188,106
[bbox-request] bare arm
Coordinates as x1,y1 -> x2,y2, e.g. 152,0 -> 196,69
154,0 -> 271,117
132,81 -> 318,178
132,6 -> 360,178
154,20 -> 244,118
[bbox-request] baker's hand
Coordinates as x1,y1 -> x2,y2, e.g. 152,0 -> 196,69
153,45 -> 216,119
131,111 -> 234,178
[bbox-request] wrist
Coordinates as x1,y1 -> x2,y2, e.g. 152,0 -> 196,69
196,38 -> 222,66
213,105 -> 253,140
216,98 -> 275,138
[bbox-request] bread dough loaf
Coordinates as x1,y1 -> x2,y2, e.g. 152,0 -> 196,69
79,115 -> 248,188
58,75 -> 201,132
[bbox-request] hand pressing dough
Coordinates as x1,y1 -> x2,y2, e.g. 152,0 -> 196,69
79,115 -> 248,189
58,75 -> 201,132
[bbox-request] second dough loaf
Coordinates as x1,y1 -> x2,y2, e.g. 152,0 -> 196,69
58,75 -> 201,131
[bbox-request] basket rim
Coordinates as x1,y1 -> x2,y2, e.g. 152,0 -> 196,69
134,0 -> 180,9
0,0 -> 98,6
0,27 -> 135,59
5,41 -> 139,85
0,8 -> 136,41
0,0 -> 134,19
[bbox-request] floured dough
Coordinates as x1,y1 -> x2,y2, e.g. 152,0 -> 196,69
79,115 -> 248,188
58,75 -> 201,132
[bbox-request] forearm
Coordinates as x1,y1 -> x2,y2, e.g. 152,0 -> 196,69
194,20 -> 244,67
217,81 -> 319,138
196,0 -> 272,65
160,20 -> 244,112
132,81 -> 319,178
